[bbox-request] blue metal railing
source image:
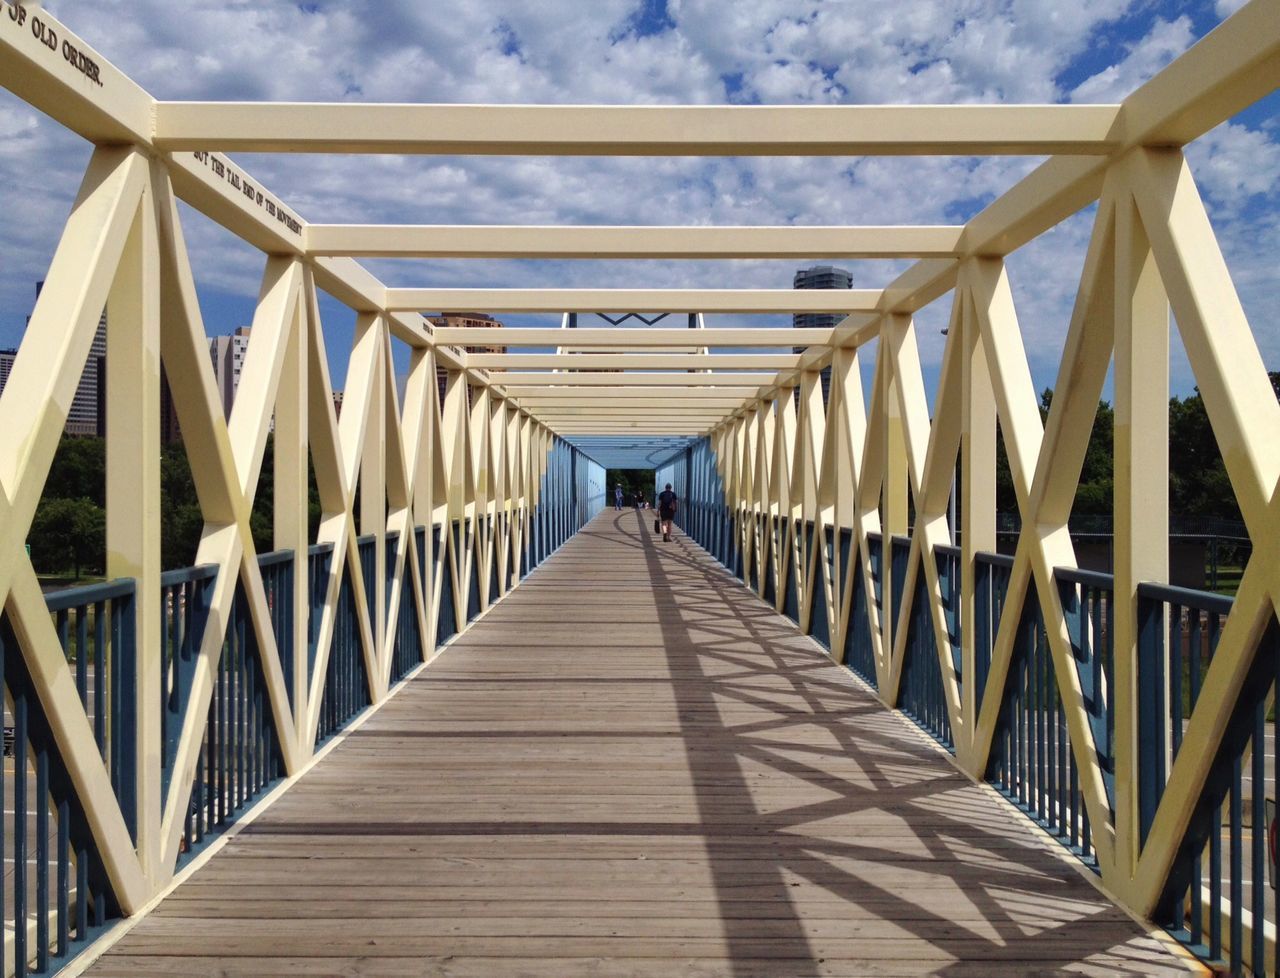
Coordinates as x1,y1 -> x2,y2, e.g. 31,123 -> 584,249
390,530 -> 423,684
315,563 -> 371,745
867,532 -> 884,626
306,543 -> 334,692
842,528 -> 877,688
487,517 -> 501,603
890,535 -> 910,630
1056,567 -> 1116,811
0,581 -> 136,975
898,544 -> 958,752
783,518 -> 801,624
181,580 -> 284,863
465,519 -> 482,623
356,534 -> 376,630
974,551 -> 1014,715
762,516 -> 777,607
809,523 -> 832,650
160,564 -> 218,802
1138,582 -> 1275,976
987,572 -> 1098,870
384,532 -> 399,621
256,550 -> 294,710
434,525 -> 457,649
46,580 -> 138,840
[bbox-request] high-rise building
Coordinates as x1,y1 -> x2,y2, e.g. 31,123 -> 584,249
0,349 -> 17,395
31,281 -> 106,436
160,369 -> 183,445
793,265 -> 852,409
426,313 -> 506,407
208,326 -> 252,418
9,284 -> 181,442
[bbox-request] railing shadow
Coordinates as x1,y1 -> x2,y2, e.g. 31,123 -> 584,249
621,509 -> 1181,977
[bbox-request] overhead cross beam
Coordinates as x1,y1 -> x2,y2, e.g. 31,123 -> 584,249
437,327 -> 834,347
393,289 -> 880,314
152,103 -> 1122,155
305,225 -> 966,259
470,354 -> 801,370
483,372 -> 776,387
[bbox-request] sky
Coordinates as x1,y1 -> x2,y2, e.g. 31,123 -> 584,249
0,0 -> 1276,400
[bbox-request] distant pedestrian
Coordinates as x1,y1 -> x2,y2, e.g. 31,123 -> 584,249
657,483 -> 678,542
634,490 -> 646,511
615,484 -> 624,511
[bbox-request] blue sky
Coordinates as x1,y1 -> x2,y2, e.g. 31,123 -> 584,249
0,0 -> 1275,402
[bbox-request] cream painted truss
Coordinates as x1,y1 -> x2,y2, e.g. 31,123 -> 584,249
0,0 -> 1276,973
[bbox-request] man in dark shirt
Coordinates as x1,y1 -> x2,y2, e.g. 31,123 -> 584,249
657,483 -> 678,542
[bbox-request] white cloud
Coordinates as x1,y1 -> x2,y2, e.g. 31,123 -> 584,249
1187,122 -> 1280,217
1069,15 -> 1195,103
0,0 -> 1272,394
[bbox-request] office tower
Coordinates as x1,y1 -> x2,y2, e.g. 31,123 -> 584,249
208,326 -> 253,418
32,281 -> 106,436
426,312 -> 506,407
0,348 -> 17,395
793,265 -> 852,409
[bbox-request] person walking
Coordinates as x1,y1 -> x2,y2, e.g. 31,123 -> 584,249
657,483 -> 678,542
614,484 -> 624,511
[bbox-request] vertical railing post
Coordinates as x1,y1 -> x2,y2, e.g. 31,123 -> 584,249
959,292 -> 996,773
882,318 -> 910,696
105,167 -> 161,883
359,318 -> 388,696
275,270 -> 310,753
1112,186 -> 1170,891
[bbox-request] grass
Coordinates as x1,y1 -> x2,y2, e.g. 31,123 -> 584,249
1208,565 -> 1244,597
38,573 -> 108,591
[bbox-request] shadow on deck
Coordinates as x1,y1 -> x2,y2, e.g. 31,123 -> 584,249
82,511 -> 1203,977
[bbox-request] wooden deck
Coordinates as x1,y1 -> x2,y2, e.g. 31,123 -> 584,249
84,511 -> 1202,977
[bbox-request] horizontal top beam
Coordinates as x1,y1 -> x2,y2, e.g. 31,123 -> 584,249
393,289 -> 880,314
469,353 -> 799,370
153,103 -> 1121,156
305,225 -> 965,259
487,372 -> 774,387
439,327 -> 832,348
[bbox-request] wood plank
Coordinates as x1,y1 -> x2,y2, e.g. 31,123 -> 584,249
83,511 -> 1203,977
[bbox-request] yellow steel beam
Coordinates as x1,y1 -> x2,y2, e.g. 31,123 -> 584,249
470,353 -> 800,370
153,103 -> 1122,156
305,225 -> 965,258
440,328 -> 832,348
393,289 -> 879,314
488,372 -> 774,387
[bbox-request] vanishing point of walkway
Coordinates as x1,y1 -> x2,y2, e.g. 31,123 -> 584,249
85,512 -> 1201,977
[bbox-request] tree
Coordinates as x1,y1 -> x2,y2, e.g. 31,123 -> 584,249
29,496 -> 105,579
44,437 -> 105,506
607,469 -> 653,507
1168,388 -> 1241,523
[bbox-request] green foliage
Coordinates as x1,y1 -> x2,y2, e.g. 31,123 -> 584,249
44,436 -> 105,507
36,432 -> 324,574
994,379 -> 1278,521
1169,387 -> 1242,523
607,469 -> 653,507
161,440 -> 203,571
30,496 -> 104,579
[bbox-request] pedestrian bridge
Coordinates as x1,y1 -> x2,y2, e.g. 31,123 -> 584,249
0,2 -> 1276,976
81,513 -> 1198,976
